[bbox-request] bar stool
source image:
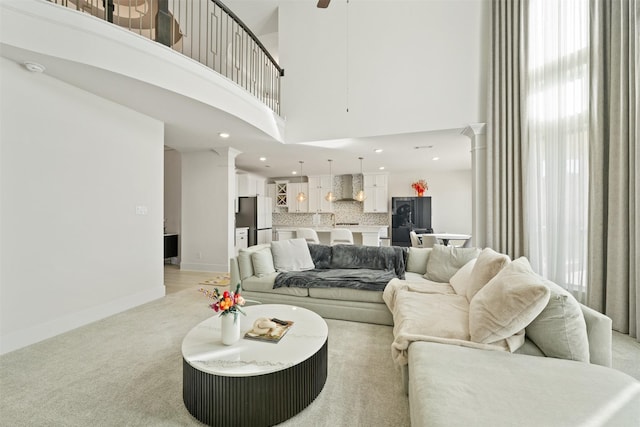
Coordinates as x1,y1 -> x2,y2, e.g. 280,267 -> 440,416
330,228 -> 354,245
296,228 -> 320,244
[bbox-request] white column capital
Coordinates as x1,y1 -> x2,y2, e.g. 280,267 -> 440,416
461,123 -> 486,138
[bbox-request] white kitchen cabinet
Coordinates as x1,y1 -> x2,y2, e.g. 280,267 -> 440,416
257,229 -> 272,245
256,196 -> 272,229
236,173 -> 266,197
266,184 -> 278,212
287,182 -> 309,213
254,177 -> 266,196
363,173 -> 388,213
308,175 -> 334,213
235,227 -> 248,254
236,173 -> 255,197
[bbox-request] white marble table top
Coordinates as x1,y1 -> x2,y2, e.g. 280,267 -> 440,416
182,304 -> 328,377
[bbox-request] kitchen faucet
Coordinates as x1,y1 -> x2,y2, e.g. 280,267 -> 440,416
330,213 -> 336,227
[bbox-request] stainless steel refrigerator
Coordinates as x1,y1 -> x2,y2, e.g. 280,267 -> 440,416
391,197 -> 433,247
236,196 -> 273,246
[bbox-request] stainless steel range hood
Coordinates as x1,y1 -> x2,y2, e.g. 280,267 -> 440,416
335,174 -> 360,202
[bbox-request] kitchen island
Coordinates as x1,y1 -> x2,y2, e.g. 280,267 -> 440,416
274,226 -> 388,246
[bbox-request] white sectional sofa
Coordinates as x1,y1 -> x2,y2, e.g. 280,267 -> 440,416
229,240 -> 640,426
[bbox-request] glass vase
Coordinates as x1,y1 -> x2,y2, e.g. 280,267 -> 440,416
220,313 -> 240,345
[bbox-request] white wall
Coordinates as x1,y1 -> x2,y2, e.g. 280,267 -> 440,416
0,58 -> 165,354
279,0 -> 489,143
388,170 -> 473,235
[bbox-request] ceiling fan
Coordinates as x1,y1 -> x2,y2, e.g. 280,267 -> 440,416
317,0 -> 331,8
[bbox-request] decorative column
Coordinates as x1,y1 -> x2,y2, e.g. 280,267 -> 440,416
180,147 -> 241,272
462,123 -> 487,249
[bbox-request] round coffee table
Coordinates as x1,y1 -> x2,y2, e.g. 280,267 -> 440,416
182,304 -> 328,426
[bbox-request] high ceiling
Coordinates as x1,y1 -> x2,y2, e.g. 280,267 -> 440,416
221,0 -> 476,178
1,0 -> 477,178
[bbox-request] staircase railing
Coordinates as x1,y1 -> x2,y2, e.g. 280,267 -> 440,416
48,0 -> 283,115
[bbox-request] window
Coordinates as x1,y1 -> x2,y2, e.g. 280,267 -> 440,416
526,0 -> 589,300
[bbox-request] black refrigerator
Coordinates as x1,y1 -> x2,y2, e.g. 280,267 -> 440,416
235,196 -> 273,246
391,197 -> 433,247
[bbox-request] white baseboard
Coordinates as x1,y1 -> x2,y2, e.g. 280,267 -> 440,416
0,286 -> 166,355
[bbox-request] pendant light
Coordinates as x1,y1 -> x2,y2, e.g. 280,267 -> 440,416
355,157 -> 366,202
325,159 -> 337,202
296,161 -> 307,202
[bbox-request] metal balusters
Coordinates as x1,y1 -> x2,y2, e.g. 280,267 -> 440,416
48,0 -> 283,115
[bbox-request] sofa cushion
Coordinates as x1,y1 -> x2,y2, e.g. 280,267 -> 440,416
251,248 -> 276,277
469,257 -> 550,350
270,238 -> 315,272
449,258 -> 477,296
238,244 -> 271,280
424,245 -> 480,282
329,245 -> 406,278
404,272 -> 431,283
394,290 -> 470,341
308,287 -> 384,303
408,341 -> 640,427
241,273 -> 309,296
525,279 -> 590,362
465,248 -> 511,301
406,247 -> 432,274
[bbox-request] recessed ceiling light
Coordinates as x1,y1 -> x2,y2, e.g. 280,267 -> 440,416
219,132 -> 230,138
259,157 -> 266,161
374,149 -> 383,153
292,171 -> 297,175
23,62 -> 45,73
432,157 -> 440,161
379,166 -> 385,170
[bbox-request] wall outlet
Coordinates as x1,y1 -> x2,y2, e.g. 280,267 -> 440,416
135,205 -> 148,215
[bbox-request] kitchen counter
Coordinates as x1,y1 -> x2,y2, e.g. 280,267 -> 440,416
273,225 -> 388,246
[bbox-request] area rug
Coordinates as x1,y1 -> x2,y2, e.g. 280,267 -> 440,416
199,273 -> 230,287
0,286 -> 410,426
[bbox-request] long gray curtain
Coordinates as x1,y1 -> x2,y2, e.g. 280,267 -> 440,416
587,0 -> 639,339
486,0 -> 528,260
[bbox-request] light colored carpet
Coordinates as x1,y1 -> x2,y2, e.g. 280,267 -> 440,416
2,283 -> 638,427
0,286 -> 410,427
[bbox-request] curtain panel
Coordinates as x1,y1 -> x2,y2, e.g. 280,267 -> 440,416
587,0 -> 639,338
525,0 -> 590,301
486,0 -> 528,260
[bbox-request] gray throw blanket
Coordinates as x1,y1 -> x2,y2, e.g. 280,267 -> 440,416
274,244 -> 407,291
274,268 -> 398,291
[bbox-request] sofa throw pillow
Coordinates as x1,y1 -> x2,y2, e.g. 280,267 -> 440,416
307,243 -> 332,269
469,257 -> 550,349
525,279 -> 590,362
449,258 -> 477,296
251,248 -> 276,277
270,238 -> 315,272
406,247 -> 432,275
424,245 -> 481,282
465,248 -> 511,301
237,244 -> 271,280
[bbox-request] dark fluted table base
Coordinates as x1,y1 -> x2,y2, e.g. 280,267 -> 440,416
183,339 -> 328,426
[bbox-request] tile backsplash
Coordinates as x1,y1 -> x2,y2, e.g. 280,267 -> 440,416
272,201 -> 389,227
